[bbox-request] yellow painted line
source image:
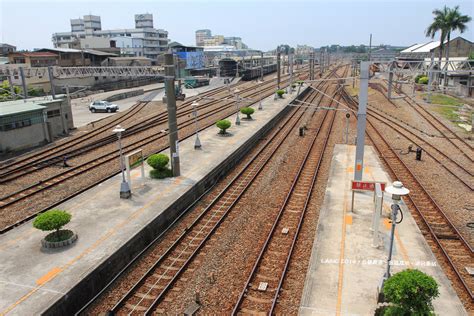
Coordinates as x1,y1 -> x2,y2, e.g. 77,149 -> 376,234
35,267 -> 62,286
336,147 -> 352,316
1,179 -> 179,315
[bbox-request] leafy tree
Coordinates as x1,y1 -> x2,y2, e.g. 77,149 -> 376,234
147,153 -> 169,171
383,269 -> 439,315
33,210 -> 72,241
240,107 -> 255,119
1,80 -> 22,101
216,119 -> 231,134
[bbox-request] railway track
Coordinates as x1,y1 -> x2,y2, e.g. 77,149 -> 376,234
232,82 -> 344,315
79,66 -> 340,315
341,88 -> 474,308
0,78 -> 260,182
363,105 -> 473,190
379,78 -> 473,161
0,71 -> 309,233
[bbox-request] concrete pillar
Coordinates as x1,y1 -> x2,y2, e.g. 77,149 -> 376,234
7,68 -> 15,98
165,53 -> 180,177
277,50 -> 281,89
48,66 -> 56,99
387,62 -> 394,99
354,61 -> 369,181
42,110 -> 51,143
427,53 -> 434,103
19,67 -> 28,101
260,52 -> 264,81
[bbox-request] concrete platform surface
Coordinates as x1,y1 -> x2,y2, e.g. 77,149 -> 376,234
71,83 -> 164,127
299,144 -> 466,316
0,86 -> 304,315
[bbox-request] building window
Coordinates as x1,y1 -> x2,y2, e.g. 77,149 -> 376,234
94,76 -> 99,80
47,109 -> 61,118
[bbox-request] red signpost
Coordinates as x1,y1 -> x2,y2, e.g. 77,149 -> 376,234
351,180 -> 386,212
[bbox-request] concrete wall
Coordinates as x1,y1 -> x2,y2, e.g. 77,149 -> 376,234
0,123 -> 46,152
432,37 -> 473,58
105,89 -> 144,102
43,87 -> 311,315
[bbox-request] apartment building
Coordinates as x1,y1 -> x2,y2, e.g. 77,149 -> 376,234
52,14 -> 169,60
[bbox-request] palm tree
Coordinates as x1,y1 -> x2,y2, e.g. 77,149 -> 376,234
443,6 -> 471,86
426,6 -> 449,84
426,6 -> 471,86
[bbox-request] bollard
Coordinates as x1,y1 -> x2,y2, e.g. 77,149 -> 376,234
299,127 -> 305,137
416,147 -> 422,160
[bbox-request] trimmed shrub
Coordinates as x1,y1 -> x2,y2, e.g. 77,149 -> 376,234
297,80 -> 304,85
276,89 -> 285,98
414,74 -> 425,83
147,153 -> 169,171
216,119 -> 231,134
240,107 -> 255,119
33,209 -> 72,242
418,76 -> 429,85
383,269 -> 439,315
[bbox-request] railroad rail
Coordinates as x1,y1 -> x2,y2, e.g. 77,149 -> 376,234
232,82 -> 344,314
0,71 -> 308,233
341,88 -> 474,307
78,66 -> 340,315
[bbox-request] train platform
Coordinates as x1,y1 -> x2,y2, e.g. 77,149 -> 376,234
0,86 -> 306,315
299,144 -> 466,315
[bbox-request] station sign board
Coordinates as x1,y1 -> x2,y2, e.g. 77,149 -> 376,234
125,149 -> 145,188
350,180 -> 386,212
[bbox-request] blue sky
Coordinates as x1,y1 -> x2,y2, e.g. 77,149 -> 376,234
1,0 -> 472,51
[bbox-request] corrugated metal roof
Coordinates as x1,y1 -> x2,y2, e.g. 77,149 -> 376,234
0,100 -> 46,116
413,41 -> 440,53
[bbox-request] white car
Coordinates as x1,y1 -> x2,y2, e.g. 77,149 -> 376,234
89,101 -> 119,113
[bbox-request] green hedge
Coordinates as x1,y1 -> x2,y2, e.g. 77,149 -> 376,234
147,153 -> 169,170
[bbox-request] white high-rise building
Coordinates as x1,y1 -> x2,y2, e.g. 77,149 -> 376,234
52,13 -> 169,60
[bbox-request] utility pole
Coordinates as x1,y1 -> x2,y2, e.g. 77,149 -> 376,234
277,48 -> 281,89
164,53 -> 180,177
260,51 -> 264,81
387,61 -> 394,99
427,52 -> 434,103
48,66 -> 56,99
368,33 -> 372,62
354,61 -> 369,181
6,68 -> 15,98
19,67 -> 28,101
289,52 -> 294,93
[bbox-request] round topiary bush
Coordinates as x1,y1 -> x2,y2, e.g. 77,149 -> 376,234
147,153 -> 169,171
216,119 -> 231,134
276,89 -> 285,98
418,76 -> 429,85
383,269 -> 439,315
33,209 -> 73,243
240,107 -> 255,119
297,80 -> 304,85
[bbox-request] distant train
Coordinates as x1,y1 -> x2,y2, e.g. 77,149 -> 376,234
183,76 -> 210,88
241,64 -> 278,81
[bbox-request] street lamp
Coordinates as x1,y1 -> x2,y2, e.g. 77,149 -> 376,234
378,181 -> 409,301
113,125 -> 131,199
234,88 -> 241,125
192,101 -> 201,149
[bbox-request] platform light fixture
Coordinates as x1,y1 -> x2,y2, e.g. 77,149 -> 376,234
234,88 -> 241,125
378,181 -> 409,301
113,125 -> 131,199
192,101 -> 201,149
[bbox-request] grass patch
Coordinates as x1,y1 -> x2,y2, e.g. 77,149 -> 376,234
424,93 -> 463,106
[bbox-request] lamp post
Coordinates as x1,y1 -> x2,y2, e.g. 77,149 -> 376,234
234,88 -> 241,125
192,101 -> 201,149
378,181 -> 409,301
113,125 -> 131,199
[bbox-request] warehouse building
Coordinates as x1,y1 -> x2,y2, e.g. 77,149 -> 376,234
0,97 -> 73,153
